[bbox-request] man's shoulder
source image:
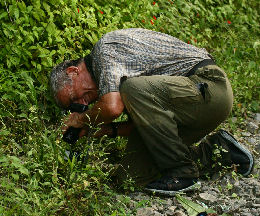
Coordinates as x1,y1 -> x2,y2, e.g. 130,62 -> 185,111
104,28 -> 149,36
96,28 -> 176,48
100,28 -> 162,41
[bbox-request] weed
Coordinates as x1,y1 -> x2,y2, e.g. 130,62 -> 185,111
0,0 -> 259,214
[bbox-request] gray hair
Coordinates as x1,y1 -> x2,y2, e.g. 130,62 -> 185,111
50,58 -> 84,103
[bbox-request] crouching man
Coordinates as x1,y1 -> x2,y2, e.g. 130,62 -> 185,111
50,28 -> 254,195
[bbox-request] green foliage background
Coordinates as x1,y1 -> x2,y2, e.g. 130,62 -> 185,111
0,0 -> 259,215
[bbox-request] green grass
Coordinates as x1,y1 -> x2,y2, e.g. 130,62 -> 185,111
0,0 -> 259,215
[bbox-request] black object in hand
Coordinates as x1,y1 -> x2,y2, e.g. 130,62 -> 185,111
62,103 -> 88,144
197,212 -> 207,216
67,103 -> 88,113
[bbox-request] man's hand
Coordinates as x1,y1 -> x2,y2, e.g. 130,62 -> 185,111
62,92 -> 125,141
62,112 -> 87,134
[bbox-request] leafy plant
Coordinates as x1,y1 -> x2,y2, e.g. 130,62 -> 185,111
176,194 -> 231,216
0,0 -> 259,214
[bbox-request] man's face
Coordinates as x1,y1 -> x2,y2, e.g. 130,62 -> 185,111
56,67 -> 98,109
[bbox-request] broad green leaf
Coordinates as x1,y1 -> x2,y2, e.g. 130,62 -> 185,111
253,41 -> 260,49
14,8 -> 19,19
176,194 -> 206,216
14,188 -> 26,198
18,167 -> 30,176
11,173 -> 19,181
32,11 -> 40,21
0,206 -> 5,214
110,211 -> 118,216
46,22 -> 56,35
43,2 -> 51,12
0,129 -> 10,136
0,156 -> 9,163
0,12 -> 8,20
17,113 -> 27,118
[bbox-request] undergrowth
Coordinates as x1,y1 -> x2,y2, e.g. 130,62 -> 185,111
0,0 -> 259,215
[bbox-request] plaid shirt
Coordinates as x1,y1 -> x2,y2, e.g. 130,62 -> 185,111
85,28 -> 212,96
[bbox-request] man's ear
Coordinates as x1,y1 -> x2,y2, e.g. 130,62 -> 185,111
66,66 -> 79,78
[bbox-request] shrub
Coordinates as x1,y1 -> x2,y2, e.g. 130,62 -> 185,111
0,0 -> 259,214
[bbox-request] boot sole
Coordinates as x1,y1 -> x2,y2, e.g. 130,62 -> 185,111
219,129 -> 254,176
145,181 -> 201,196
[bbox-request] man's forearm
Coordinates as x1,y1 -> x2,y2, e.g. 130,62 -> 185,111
90,120 -> 135,138
63,92 -> 125,140
81,92 -> 125,125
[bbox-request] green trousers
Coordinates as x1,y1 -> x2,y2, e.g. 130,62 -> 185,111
116,65 -> 233,186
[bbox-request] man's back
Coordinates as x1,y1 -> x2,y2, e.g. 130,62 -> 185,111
87,28 -> 212,96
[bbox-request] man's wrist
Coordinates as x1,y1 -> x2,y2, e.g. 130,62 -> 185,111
78,112 -> 88,126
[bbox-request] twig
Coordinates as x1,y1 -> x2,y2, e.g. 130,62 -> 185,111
4,1 -> 13,23
45,45 -> 58,49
